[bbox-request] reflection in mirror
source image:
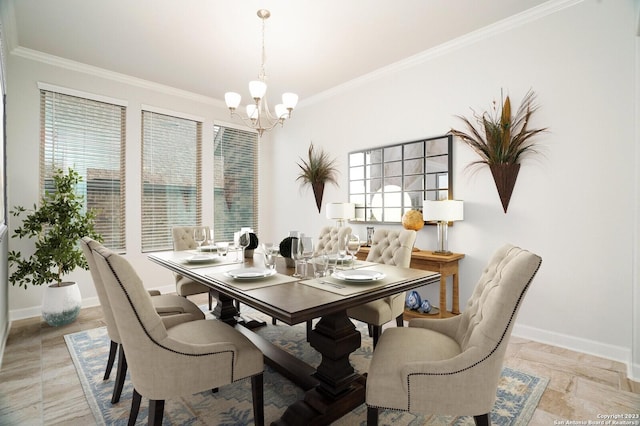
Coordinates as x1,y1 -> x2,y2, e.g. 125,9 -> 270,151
348,134 -> 452,223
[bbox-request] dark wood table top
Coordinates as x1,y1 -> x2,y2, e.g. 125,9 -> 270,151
148,251 -> 440,325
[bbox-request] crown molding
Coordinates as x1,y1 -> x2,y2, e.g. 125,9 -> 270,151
11,46 -> 227,108
301,0 -> 584,108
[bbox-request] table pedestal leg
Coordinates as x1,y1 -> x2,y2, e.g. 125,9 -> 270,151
273,310 -> 365,426
211,291 -> 238,325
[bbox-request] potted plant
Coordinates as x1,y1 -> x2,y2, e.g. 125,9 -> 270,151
296,142 -> 339,212
449,89 -> 548,212
9,167 -> 102,326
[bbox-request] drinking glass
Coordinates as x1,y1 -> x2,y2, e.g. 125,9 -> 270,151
291,236 -> 304,277
232,232 -> 240,262
346,234 -> 361,269
326,249 -> 339,276
238,229 -> 250,263
217,241 -> 229,257
337,234 -> 348,269
262,243 -> 278,270
193,226 -> 207,251
300,236 -> 315,278
312,253 -> 329,278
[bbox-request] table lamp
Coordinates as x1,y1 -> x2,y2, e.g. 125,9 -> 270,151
326,202 -> 355,228
423,200 -> 464,254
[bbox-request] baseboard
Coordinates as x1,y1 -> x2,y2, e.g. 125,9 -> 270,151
0,318 -> 9,369
512,323 -> 636,381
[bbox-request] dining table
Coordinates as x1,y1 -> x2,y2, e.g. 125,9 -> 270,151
148,249 -> 440,426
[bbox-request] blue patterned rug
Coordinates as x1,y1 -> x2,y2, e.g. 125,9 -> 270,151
65,308 -> 547,425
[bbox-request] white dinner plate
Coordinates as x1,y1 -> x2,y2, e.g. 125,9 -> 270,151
332,269 -> 385,282
327,255 -> 352,264
186,254 -> 218,264
224,267 -> 277,280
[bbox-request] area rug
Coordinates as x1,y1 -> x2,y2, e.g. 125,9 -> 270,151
65,309 -> 548,425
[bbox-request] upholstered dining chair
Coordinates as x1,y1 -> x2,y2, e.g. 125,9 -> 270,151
80,237 -> 205,404
315,225 -> 352,255
366,244 -> 542,426
346,228 -> 416,348
92,245 -> 265,426
171,226 -> 214,310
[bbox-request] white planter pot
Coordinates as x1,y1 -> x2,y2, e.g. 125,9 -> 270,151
42,281 -> 81,327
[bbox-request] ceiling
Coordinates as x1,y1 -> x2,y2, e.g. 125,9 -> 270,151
6,0 -> 550,105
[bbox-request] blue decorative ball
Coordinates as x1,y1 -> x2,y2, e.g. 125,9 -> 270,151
418,299 -> 432,314
406,290 -> 422,310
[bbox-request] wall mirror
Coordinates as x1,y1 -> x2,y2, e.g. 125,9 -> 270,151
348,134 -> 452,223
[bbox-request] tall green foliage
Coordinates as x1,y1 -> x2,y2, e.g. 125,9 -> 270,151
9,168 -> 102,288
450,90 -> 548,167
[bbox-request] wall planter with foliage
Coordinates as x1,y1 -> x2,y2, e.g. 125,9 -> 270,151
296,143 -> 339,213
450,89 -> 548,213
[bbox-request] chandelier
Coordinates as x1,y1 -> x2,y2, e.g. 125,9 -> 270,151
224,9 -> 298,137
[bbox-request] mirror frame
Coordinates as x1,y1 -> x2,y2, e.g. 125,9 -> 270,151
348,134 -> 453,224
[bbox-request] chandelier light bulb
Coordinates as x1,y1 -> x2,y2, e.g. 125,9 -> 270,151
246,104 -> 259,120
224,92 -> 242,109
275,104 -> 288,119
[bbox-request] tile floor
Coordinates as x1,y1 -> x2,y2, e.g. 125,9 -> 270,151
0,294 -> 638,425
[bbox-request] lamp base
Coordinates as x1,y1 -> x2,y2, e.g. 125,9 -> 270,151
432,250 -> 453,256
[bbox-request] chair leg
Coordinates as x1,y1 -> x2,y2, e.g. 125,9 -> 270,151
395,313 -> 404,327
368,324 -> 374,337
272,317 -> 277,325
104,340 -> 118,380
112,344 -> 127,404
474,413 -> 491,426
306,320 -> 312,342
128,389 -> 142,426
251,373 -> 264,426
208,289 -> 214,311
234,299 -> 241,310
367,406 -> 379,425
148,399 -> 165,426
372,325 -> 382,348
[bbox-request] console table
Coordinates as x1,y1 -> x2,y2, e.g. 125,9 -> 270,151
356,247 -> 464,318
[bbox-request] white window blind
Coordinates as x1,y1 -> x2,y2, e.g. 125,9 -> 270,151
40,90 -> 126,251
142,110 -> 202,251
213,125 -> 258,241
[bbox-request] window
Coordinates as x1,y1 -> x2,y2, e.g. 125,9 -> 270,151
141,110 -> 202,251
213,125 -> 258,241
40,89 -> 126,251
348,134 -> 452,222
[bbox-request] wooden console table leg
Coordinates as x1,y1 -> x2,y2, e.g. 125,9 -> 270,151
452,272 -> 460,315
273,310 -> 365,426
439,275 -> 447,318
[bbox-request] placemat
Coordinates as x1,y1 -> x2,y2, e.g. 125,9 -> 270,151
207,271 -> 299,290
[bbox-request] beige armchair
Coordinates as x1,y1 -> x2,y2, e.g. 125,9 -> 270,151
171,226 -> 214,310
346,228 -> 416,347
366,244 -> 542,426
92,245 -> 265,426
80,237 -> 205,404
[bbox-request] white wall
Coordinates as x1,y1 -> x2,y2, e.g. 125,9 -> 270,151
3,0 -> 638,378
263,0 -> 639,376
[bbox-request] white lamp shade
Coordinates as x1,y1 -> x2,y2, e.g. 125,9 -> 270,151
423,200 -> 464,222
249,80 -> 267,99
275,104 -> 288,119
282,92 -> 299,109
326,202 -> 355,220
246,104 -> 258,120
224,92 -> 241,109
